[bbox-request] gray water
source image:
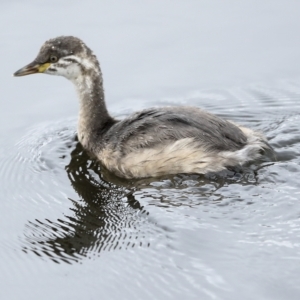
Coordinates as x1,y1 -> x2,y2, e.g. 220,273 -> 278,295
1,1 -> 300,299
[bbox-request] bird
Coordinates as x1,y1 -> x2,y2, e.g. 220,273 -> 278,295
14,36 -> 273,179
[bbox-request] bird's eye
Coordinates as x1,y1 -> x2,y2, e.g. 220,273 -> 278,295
50,55 -> 58,63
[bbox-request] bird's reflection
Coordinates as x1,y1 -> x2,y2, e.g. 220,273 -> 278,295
21,132 -> 271,263
23,141 -> 148,264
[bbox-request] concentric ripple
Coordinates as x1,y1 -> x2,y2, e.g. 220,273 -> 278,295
1,80 -> 300,298
0,119 -> 164,263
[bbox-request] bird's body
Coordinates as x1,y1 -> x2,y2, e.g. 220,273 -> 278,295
14,36 -> 272,179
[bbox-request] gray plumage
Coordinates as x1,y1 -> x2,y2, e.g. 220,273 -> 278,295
14,36 -> 273,179
104,107 -> 247,152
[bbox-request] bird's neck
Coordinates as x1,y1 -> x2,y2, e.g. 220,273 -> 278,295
73,67 -> 115,150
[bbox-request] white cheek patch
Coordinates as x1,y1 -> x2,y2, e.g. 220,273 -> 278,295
43,54 -> 98,81
45,62 -> 81,80
62,64 -> 81,80
45,55 -> 81,79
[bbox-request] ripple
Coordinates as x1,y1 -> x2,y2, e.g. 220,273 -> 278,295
15,119 -> 77,173
5,83 -> 298,264
5,123 -> 166,263
1,80 -> 300,299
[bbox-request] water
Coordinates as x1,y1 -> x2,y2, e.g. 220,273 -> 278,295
1,1 -> 300,299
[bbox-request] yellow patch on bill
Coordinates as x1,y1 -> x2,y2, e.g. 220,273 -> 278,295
38,63 -> 51,73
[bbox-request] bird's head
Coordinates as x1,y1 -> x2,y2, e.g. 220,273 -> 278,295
14,36 -> 97,81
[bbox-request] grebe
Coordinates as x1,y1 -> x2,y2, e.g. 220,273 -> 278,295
14,36 -> 272,179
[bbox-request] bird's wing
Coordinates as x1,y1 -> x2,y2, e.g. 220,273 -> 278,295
105,107 -> 247,154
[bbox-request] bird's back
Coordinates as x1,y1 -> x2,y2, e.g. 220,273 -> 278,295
104,106 -> 247,154
95,107 -> 265,178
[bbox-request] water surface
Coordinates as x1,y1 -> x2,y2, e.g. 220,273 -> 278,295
1,1 -> 300,299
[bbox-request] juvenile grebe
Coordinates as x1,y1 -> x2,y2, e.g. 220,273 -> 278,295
14,36 -> 272,179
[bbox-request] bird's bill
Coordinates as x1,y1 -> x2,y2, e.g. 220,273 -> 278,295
13,62 -> 50,77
